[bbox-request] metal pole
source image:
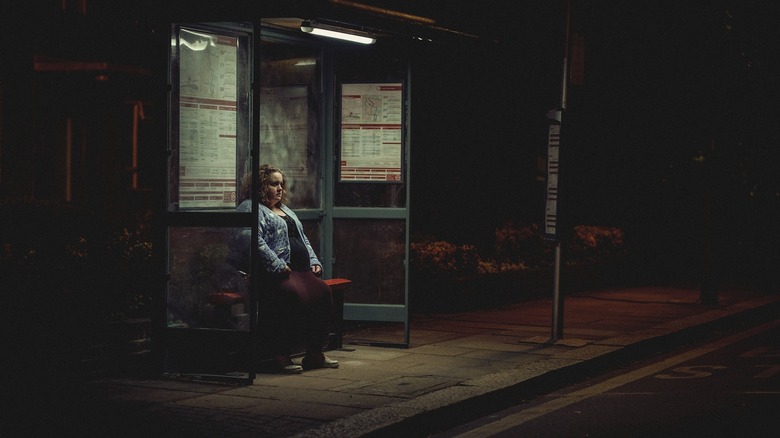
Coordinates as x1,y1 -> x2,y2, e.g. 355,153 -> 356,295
560,0 -> 571,112
551,242 -> 562,341
132,101 -> 144,190
65,117 -> 73,202
551,0 -> 572,342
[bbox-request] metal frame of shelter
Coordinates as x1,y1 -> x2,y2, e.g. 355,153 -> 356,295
161,21 -> 411,384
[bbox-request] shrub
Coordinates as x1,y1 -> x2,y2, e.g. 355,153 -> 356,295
492,221 -> 554,269
410,223 -> 627,279
566,225 -> 627,265
410,240 -> 481,277
1,197 -> 155,323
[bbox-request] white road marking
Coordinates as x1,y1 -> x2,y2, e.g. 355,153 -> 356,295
453,320 -> 780,438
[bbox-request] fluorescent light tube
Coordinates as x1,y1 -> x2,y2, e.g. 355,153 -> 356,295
301,23 -> 376,45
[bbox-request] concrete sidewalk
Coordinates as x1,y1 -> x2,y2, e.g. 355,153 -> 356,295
15,286 -> 779,437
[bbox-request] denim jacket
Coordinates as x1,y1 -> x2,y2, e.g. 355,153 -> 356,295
236,200 -> 320,274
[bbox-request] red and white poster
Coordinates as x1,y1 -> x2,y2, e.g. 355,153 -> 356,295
177,29 -> 238,208
340,83 -> 403,182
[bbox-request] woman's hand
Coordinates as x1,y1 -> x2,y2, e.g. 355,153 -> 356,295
282,265 -> 292,276
311,264 -> 322,277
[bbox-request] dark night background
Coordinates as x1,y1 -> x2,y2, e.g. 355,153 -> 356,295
3,0 -> 777,261
2,0 -> 779,377
410,0 -> 779,289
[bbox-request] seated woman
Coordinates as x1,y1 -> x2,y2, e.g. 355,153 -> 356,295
236,165 -> 339,373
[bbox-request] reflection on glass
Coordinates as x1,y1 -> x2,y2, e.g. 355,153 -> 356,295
170,26 -> 252,212
333,219 -> 405,305
335,182 -> 406,207
301,220 -> 321,257
259,40 -> 321,208
168,227 -> 250,331
333,52 -> 408,208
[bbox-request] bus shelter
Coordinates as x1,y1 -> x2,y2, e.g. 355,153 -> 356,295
161,20 -> 412,383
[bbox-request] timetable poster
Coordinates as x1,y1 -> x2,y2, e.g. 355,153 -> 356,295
177,28 -> 238,208
340,83 -> 403,182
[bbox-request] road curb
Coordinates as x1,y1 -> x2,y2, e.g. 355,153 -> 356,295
297,295 -> 780,438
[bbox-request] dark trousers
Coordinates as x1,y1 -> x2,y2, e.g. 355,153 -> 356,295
259,270 -> 333,358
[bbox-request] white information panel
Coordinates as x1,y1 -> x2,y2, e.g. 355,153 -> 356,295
340,83 -> 403,182
544,116 -> 561,239
178,29 -> 239,208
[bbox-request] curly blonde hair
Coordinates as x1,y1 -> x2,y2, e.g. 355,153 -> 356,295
258,164 -> 287,205
238,165 -> 289,204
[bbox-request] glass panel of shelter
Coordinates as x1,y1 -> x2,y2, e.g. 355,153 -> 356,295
164,23 -> 254,383
332,219 -> 405,305
258,40 -> 322,210
167,227 -> 250,331
330,48 -> 411,346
